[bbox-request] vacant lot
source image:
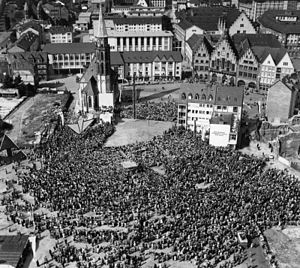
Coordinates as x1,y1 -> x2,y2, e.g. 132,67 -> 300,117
105,119 -> 174,147
6,93 -> 70,146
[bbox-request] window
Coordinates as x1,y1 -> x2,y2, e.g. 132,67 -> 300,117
181,93 -> 186,100
233,107 -> 238,112
201,94 -> 206,100
188,93 -> 193,99
217,105 -> 221,109
240,24 -> 244,27
195,93 -> 199,100
208,95 -> 213,101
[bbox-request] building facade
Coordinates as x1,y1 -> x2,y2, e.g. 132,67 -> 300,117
49,26 -> 73,43
177,83 -> 243,148
210,35 -> 238,84
43,43 -> 96,74
185,34 -> 213,80
122,51 -> 182,81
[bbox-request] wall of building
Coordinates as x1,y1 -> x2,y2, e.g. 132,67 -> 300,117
209,123 -> 231,147
266,81 -> 292,122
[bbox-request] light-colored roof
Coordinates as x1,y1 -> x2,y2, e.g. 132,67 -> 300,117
43,43 -> 96,54
107,30 -> 173,37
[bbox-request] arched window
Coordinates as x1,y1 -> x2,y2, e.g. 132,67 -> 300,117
188,93 -> 193,100
181,93 -> 186,100
208,94 -> 213,101
195,93 -> 199,100
201,94 -> 206,100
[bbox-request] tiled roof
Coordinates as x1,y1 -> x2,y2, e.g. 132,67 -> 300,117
258,10 -> 300,34
110,52 -> 124,65
43,43 -> 96,54
111,17 -> 162,25
17,32 -> 39,51
232,33 -> 282,49
49,26 -> 72,34
7,51 -> 48,63
215,85 -> 244,106
121,51 -> 182,63
178,83 -> 243,106
210,113 -> 233,125
18,21 -> 42,33
0,235 -> 29,267
178,19 -> 193,30
252,46 -> 287,64
186,34 -> 213,54
180,7 -> 241,31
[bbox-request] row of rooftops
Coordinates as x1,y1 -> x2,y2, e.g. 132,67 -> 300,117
178,83 -> 244,107
258,10 -> 300,34
187,33 -> 289,65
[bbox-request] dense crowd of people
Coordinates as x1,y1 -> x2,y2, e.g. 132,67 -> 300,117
120,101 -> 177,122
6,122 -> 300,268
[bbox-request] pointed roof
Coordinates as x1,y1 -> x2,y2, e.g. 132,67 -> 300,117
0,135 -> 19,152
252,47 -> 287,64
67,118 -> 94,134
94,4 -> 107,38
187,34 -> 214,54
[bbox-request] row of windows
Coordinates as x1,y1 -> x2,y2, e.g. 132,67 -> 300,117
182,93 -> 214,101
238,72 -> 257,78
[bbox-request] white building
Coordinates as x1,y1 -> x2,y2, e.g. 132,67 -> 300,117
74,12 -> 91,31
49,26 -> 73,43
121,51 -> 183,81
105,17 -> 163,32
178,83 -> 243,148
252,47 -> 294,90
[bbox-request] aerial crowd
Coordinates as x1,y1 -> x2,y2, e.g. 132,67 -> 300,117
8,123 -> 300,268
120,101 -> 177,122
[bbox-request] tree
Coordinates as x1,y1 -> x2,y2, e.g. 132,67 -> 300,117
3,74 -> 14,89
14,75 -> 23,87
0,119 -> 13,136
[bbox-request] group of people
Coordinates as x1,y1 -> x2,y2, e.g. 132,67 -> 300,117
120,101 -> 177,122
8,122 -> 300,268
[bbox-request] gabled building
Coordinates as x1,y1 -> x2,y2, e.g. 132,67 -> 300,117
258,10 -> 300,57
49,26 -> 73,43
252,46 -> 294,90
174,7 -> 255,56
8,32 -> 40,53
185,34 -> 213,80
7,52 -> 48,81
232,33 -> 284,90
210,34 -> 238,84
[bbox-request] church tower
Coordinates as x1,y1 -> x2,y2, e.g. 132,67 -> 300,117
94,4 -> 111,95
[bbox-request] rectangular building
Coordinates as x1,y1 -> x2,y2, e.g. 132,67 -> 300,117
43,43 -> 96,74
178,83 -> 243,148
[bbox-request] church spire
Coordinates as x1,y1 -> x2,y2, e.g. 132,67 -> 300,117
95,3 -> 107,38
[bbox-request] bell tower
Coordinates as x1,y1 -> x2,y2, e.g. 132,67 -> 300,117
94,3 -> 111,94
